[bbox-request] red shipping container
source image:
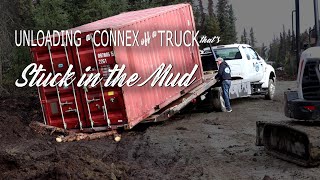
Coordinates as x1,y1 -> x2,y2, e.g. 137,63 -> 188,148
32,3 -> 204,130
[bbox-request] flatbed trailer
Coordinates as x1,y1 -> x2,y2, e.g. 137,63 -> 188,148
143,72 -> 218,124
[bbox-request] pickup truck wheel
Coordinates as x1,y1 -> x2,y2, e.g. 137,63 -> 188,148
265,79 -> 275,100
212,87 -> 226,112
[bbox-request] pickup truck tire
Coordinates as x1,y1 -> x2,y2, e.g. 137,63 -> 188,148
212,87 -> 226,112
265,79 -> 275,100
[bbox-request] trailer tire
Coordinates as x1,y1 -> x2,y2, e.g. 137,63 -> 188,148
212,87 -> 226,112
265,79 -> 275,100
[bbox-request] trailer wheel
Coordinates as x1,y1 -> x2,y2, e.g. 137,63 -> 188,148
265,79 -> 275,100
212,87 -> 226,112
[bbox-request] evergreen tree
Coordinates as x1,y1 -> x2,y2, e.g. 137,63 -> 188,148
34,0 -> 71,31
0,0 -> 35,89
64,0 -> 128,27
249,27 -> 256,48
208,0 -> 214,17
197,0 -> 206,33
286,29 -> 296,75
291,30 -> 296,52
268,36 -> 280,66
287,29 -> 292,51
192,3 -> 202,32
80,0 -> 112,23
127,0 -> 165,10
300,29 -> 310,49
260,43 -> 267,59
277,26 -> 286,67
240,28 -> 248,44
281,25 -> 287,53
227,4 -> 237,43
17,0 -> 35,29
110,0 -> 129,15
204,15 -> 220,39
64,0 -> 88,27
202,0 -> 220,39
216,0 -> 229,43
217,0 -> 237,44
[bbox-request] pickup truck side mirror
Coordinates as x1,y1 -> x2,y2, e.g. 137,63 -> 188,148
258,55 -> 262,60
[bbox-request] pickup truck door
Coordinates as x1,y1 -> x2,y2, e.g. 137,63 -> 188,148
246,47 -> 264,82
243,47 -> 256,80
251,48 -> 264,81
227,58 -> 243,78
256,55 -> 265,80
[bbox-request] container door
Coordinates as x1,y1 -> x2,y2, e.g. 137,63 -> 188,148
33,45 -> 87,129
71,34 -> 128,129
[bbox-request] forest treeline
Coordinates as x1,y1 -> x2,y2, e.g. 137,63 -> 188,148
268,26 -> 315,76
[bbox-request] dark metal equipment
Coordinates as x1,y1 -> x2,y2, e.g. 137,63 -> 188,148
292,10 -> 296,52
257,0 -> 320,167
295,0 -> 300,69
314,0 -> 320,46
294,0 -> 320,67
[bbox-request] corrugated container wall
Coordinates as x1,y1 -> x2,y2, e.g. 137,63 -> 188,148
32,4 -> 204,130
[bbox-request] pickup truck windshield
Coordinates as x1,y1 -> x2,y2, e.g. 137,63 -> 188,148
214,48 -> 242,60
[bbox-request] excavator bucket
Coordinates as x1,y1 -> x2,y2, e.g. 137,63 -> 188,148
258,121 -> 320,167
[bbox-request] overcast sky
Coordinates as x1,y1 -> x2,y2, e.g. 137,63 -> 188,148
199,0 -> 320,46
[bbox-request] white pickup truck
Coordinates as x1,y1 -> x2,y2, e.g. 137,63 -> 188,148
200,44 -> 276,111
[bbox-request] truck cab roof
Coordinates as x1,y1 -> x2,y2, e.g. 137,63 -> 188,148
203,44 -> 252,53
301,46 -> 320,59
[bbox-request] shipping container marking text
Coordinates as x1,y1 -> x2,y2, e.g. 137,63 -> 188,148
15,30 -> 220,47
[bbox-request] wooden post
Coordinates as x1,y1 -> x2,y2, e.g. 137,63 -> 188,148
29,121 -> 120,142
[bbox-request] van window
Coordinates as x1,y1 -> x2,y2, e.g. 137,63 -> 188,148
214,48 -> 242,60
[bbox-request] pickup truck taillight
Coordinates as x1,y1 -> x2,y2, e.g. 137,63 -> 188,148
303,105 -> 316,111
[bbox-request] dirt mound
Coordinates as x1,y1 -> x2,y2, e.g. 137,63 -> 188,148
0,144 -> 130,179
0,94 -> 132,179
0,94 -> 41,144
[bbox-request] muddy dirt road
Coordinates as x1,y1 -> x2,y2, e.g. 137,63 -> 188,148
0,81 -> 319,180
